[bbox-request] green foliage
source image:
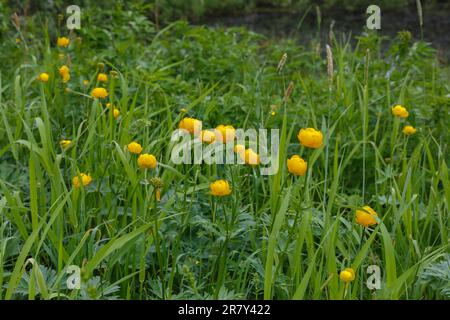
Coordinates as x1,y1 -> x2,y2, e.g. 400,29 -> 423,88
0,1 -> 448,300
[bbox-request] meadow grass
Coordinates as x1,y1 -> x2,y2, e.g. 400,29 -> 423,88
0,4 -> 449,300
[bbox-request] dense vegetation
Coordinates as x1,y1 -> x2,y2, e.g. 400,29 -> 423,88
0,1 -> 448,299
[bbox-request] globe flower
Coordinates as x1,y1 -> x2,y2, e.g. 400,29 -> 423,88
402,125 -> 416,136
355,206 -> 378,227
72,173 -> 92,188
179,117 -> 202,134
113,108 -> 120,119
37,73 -> 49,82
210,179 -> 231,197
59,65 -> 69,76
58,65 -> 70,83
215,125 -> 235,143
82,79 -> 90,87
339,268 -> 355,283
137,153 -> 157,169
391,105 -> 409,118
127,141 -> 142,154
57,36 -> 70,48
287,155 -> 307,176
240,148 -> 260,166
91,87 -> 108,99
297,128 -> 323,149
200,130 -> 216,144
97,73 -> 108,82
59,139 -> 72,150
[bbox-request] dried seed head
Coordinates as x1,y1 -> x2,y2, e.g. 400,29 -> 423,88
283,81 -> 294,102
326,44 -> 334,83
277,53 -> 288,73
11,13 -> 20,29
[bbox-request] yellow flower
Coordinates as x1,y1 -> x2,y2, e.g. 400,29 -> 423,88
72,173 -> 92,188
179,117 -> 202,134
298,128 -> 323,149
97,73 -> 108,82
59,65 -> 69,76
57,36 -> 70,47
402,125 -> 416,136
287,155 -> 307,176
15,37 -> 21,43
200,130 -> 216,144
339,268 -> 355,283
240,148 -> 260,166
59,139 -> 72,150
37,73 -> 49,82
62,73 -> 70,83
215,125 -> 235,143
234,144 -> 245,154
137,153 -> 157,169
82,79 -> 90,86
113,108 -> 120,119
355,206 -> 378,227
210,179 -> 232,197
391,105 -> 409,118
127,141 -> 143,154
91,87 -> 108,99
58,65 -> 70,83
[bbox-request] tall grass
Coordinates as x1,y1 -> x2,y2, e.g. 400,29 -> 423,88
0,5 -> 448,300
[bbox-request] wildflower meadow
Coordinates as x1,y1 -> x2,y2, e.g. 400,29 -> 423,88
0,1 -> 448,302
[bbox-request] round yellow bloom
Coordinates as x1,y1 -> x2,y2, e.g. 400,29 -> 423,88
297,128 -> 323,149
113,108 -> 120,119
57,36 -> 70,47
355,206 -> 378,227
210,179 -> 232,197
391,105 -> 409,118
62,73 -> 70,83
234,144 -> 245,154
72,173 -> 92,188
339,268 -> 355,283
215,125 -> 235,143
287,155 -> 307,176
137,153 -> 157,169
240,148 -> 260,166
402,125 -> 416,136
82,79 -> 90,86
127,141 -> 143,154
200,130 -> 216,144
37,73 -> 49,82
59,65 -> 69,76
97,73 -> 108,82
179,117 -> 202,134
59,139 -> 72,150
91,87 -> 108,99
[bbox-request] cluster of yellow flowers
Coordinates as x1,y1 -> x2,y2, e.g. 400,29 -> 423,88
127,141 -> 158,169
391,105 -> 417,136
286,127 -> 323,177
72,173 -> 92,189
